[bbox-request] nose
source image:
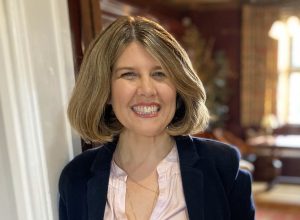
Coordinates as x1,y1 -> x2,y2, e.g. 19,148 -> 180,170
137,77 -> 157,97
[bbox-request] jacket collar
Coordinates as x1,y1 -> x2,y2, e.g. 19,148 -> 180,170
87,140 -> 117,220
175,135 -> 200,167
87,135 -> 205,220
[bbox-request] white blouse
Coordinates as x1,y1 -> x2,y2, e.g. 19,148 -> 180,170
104,145 -> 189,220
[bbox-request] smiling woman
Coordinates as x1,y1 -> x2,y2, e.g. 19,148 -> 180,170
111,42 -> 177,137
59,16 -> 255,220
67,16 -> 209,144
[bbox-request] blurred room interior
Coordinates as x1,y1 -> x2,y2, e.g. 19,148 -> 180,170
68,0 -> 300,218
2,0 -> 300,219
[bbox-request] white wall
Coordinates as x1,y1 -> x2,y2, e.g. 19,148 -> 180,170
0,0 -> 81,219
0,100 -> 18,220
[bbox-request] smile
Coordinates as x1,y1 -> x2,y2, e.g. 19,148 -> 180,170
131,105 -> 160,116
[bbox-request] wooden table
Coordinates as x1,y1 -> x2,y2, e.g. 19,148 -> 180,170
248,135 -> 300,149
247,135 -> 300,188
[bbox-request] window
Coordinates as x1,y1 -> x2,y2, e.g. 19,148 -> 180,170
269,16 -> 300,125
289,73 -> 300,123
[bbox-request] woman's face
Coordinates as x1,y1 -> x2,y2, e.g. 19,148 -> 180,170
111,42 -> 176,137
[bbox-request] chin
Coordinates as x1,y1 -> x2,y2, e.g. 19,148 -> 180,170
134,127 -> 168,138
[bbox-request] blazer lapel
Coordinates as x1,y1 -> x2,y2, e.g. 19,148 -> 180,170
175,136 -> 205,220
87,171 -> 110,220
87,141 -> 117,220
86,136 -> 207,220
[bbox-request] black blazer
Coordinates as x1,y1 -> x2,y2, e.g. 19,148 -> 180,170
59,136 -> 255,220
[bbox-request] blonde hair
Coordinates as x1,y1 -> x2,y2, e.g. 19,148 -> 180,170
68,16 -> 209,143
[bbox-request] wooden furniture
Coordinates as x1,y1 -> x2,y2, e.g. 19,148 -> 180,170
247,135 -> 300,187
195,129 -> 255,173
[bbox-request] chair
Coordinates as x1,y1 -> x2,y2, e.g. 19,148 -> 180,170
194,129 -> 255,173
212,128 -> 255,173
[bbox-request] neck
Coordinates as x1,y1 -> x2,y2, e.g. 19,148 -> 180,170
115,131 -> 174,180
117,131 -> 174,160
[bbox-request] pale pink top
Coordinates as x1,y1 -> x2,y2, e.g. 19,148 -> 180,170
104,145 -> 189,220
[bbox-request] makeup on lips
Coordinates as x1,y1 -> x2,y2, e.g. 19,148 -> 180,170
131,103 -> 160,118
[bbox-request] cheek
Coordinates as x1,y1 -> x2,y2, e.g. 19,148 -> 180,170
111,80 -> 123,100
160,87 -> 177,116
110,82 -> 132,107
171,96 -> 177,113
165,86 -> 177,107
110,83 -> 122,110
110,86 -> 117,105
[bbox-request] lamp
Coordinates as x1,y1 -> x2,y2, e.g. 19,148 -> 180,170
269,20 -> 286,39
261,114 -> 279,135
287,16 -> 300,37
269,16 -> 300,39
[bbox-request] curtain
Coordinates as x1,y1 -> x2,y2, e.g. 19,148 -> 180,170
241,5 -> 279,127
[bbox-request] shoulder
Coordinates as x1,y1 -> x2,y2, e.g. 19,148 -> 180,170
59,148 -> 99,190
191,136 -> 241,193
191,136 -> 241,163
58,145 -> 111,194
176,135 -> 241,175
177,136 -> 255,217
60,147 -> 100,178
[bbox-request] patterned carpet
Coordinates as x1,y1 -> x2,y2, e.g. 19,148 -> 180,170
253,182 -> 300,220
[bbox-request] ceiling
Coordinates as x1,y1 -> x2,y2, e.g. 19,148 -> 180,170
167,0 -> 286,3
164,0 -> 240,10
122,0 -> 291,12
164,0 -> 290,7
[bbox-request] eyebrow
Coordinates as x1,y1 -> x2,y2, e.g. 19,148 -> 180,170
113,65 -> 163,73
113,67 -> 134,73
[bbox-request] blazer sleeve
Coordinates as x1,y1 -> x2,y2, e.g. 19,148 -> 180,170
59,195 -> 68,220
58,170 -> 69,220
228,169 -> 255,220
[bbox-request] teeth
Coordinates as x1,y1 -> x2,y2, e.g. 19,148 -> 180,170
132,105 -> 159,115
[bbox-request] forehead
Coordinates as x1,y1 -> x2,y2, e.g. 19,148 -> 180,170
113,42 -> 162,69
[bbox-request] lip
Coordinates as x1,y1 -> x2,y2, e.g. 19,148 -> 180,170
132,102 -> 160,107
131,102 -> 160,118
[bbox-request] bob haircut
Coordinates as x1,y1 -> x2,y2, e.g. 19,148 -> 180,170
68,16 -> 209,144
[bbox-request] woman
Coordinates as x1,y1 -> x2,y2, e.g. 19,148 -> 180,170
59,16 -> 255,220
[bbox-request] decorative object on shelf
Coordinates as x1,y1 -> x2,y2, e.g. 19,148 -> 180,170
261,113 -> 279,135
181,17 -> 232,128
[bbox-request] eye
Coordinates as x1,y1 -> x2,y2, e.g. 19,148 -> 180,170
151,71 -> 167,80
120,72 -> 137,80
